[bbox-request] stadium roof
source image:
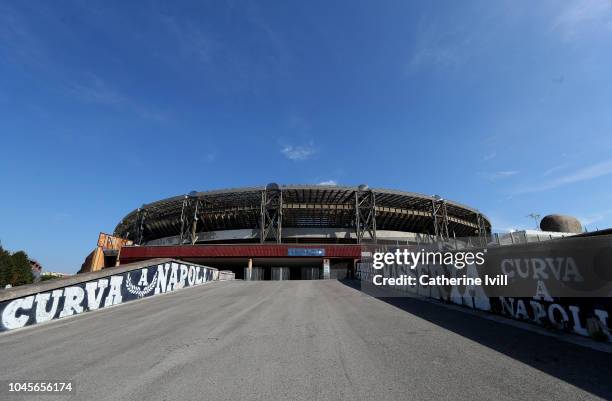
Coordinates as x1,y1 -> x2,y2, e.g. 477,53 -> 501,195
114,185 -> 491,242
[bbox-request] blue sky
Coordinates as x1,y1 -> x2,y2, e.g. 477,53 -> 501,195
1,0 -> 611,273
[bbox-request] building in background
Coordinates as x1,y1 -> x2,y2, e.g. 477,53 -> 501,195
79,233 -> 133,273
29,259 -> 43,282
41,271 -> 72,279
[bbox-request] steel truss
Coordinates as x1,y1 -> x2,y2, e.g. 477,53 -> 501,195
133,207 -> 148,245
179,194 -> 202,245
476,213 -> 488,246
355,188 -> 377,243
260,185 -> 282,243
431,197 -> 450,240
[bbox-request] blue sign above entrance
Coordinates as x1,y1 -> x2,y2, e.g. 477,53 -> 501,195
288,248 -> 325,257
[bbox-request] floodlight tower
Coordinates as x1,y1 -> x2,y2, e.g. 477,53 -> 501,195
526,213 -> 541,230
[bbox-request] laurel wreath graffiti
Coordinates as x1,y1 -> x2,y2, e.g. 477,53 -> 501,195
125,271 -> 158,298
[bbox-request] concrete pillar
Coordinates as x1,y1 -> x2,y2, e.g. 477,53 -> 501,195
244,266 -> 264,281
271,267 -> 290,280
322,259 -> 330,279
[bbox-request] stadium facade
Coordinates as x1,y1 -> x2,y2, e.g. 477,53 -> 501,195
111,184 -> 491,279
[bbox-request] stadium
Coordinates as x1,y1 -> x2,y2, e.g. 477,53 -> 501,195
110,184 -> 491,280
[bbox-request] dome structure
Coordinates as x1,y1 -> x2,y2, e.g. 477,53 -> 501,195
540,214 -> 582,233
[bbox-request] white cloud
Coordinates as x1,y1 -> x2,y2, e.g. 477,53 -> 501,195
578,211 -> 608,227
542,162 -> 570,177
318,180 -> 337,185
517,159 -> 612,193
482,170 -> 520,181
281,144 -> 315,161
69,74 -> 167,121
482,152 -> 497,161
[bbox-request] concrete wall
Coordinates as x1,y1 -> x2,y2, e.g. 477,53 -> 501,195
0,259 -> 218,333
219,270 -> 236,280
357,236 -> 612,342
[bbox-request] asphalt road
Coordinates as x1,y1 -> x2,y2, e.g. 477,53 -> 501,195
0,280 -> 611,401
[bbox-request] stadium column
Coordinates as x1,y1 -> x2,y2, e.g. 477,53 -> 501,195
322,259 -> 330,279
261,184 -> 282,243
354,185 -> 377,243
431,196 -> 450,241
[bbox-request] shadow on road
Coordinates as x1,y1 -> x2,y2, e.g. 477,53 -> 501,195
339,279 -> 612,400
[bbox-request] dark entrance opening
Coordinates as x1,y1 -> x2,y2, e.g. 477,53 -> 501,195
180,257 -> 354,281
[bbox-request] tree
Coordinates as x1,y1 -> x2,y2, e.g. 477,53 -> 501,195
10,251 -> 33,286
0,246 -> 34,288
0,246 -> 13,287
